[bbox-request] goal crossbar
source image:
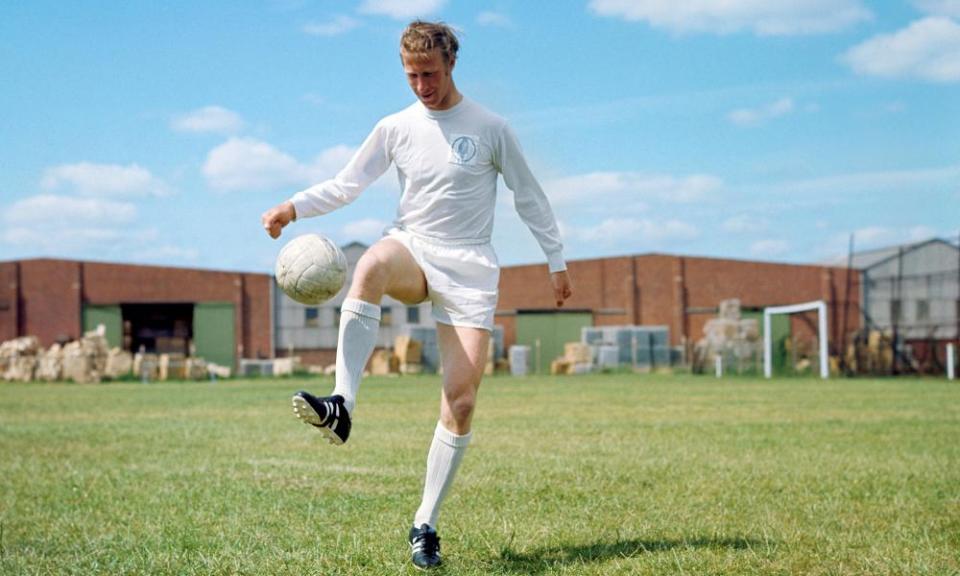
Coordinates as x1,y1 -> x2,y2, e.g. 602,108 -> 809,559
763,300 -> 829,379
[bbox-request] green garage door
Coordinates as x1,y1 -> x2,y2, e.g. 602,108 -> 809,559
769,313 -> 790,374
745,310 -> 790,374
740,309 -> 788,375
515,311 -> 593,374
82,305 -> 122,348
193,302 -> 235,369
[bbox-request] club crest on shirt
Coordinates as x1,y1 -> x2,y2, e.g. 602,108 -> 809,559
449,135 -> 478,165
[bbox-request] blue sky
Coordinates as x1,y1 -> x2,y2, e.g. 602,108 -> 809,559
2,0 -> 958,273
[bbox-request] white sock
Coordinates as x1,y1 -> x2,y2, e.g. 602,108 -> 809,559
414,421 -> 472,529
333,298 -> 380,415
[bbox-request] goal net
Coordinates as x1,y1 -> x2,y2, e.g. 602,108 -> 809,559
763,300 -> 829,379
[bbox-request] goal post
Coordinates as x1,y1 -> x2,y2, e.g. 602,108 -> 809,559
763,300 -> 829,379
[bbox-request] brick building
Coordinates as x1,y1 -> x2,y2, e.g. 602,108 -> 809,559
1,251 -> 860,373
0,259 -> 272,369
497,253 -> 861,369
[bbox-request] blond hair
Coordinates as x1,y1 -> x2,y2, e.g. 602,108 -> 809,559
400,20 -> 459,64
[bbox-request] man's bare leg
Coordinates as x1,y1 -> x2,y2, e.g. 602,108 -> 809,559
293,238 -> 427,443
409,323 -> 489,567
347,238 -> 429,305
414,324 -> 489,525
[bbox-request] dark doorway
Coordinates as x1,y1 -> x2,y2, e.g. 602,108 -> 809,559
122,304 -> 194,355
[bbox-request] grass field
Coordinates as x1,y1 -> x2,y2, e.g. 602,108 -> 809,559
2,373 -> 959,575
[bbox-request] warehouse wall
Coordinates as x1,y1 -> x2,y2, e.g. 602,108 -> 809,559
242,274 -> 273,360
497,254 -> 861,354
0,259 -> 272,366
0,260 -> 83,346
84,261 -> 238,303
681,256 -> 860,353
3,253 -> 860,369
0,262 -> 19,343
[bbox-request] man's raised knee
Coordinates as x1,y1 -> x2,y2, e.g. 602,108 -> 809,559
349,250 -> 391,299
446,393 -> 476,427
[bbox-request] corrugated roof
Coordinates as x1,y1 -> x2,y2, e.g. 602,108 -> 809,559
849,237 -> 959,270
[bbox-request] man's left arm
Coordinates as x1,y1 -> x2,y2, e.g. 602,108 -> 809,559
497,123 -> 572,307
551,270 -> 573,307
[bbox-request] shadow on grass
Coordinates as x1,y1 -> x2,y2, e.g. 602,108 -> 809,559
493,535 -> 769,574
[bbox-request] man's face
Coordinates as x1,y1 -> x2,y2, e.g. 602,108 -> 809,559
402,49 -> 456,110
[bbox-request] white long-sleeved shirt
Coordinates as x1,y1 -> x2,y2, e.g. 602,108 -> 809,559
289,97 -> 566,273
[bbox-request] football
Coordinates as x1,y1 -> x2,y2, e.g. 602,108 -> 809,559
275,233 -> 347,305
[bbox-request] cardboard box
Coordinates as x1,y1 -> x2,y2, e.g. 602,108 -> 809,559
394,335 -> 422,364
273,357 -> 299,377
4,356 -> 37,382
551,358 -> 571,375
370,349 -> 399,375
63,354 -> 95,383
207,363 -> 232,379
159,353 -> 186,381
104,349 -> 133,379
133,353 -> 159,380
185,358 -> 207,380
36,345 -> 63,382
564,342 -> 592,364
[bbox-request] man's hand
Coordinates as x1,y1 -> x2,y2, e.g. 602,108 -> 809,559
551,270 -> 573,307
261,201 -> 296,239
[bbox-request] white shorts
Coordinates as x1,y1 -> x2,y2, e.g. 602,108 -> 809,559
386,228 -> 499,331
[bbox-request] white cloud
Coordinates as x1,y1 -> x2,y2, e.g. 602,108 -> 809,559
588,0 -> 872,36
0,205 -> 202,265
41,162 -> 169,198
3,226 -> 125,247
4,194 -> 137,225
477,11 -> 513,28
171,106 -> 244,134
359,0 -> 446,20
2,223 -> 164,259
546,171 -> 723,207
750,239 -> 790,257
842,17 -> 960,83
569,217 -> 699,244
3,194 -> 139,255
202,138 -> 356,192
908,225 -> 938,242
306,145 -> 357,182
303,15 -> 361,36
723,213 -> 770,233
728,97 -> 795,126
341,218 -> 389,242
204,138 -> 300,191
913,0 -> 960,17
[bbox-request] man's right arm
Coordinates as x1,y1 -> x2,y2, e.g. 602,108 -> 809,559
261,200 -> 296,239
290,123 -> 392,220
261,122 -> 392,238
